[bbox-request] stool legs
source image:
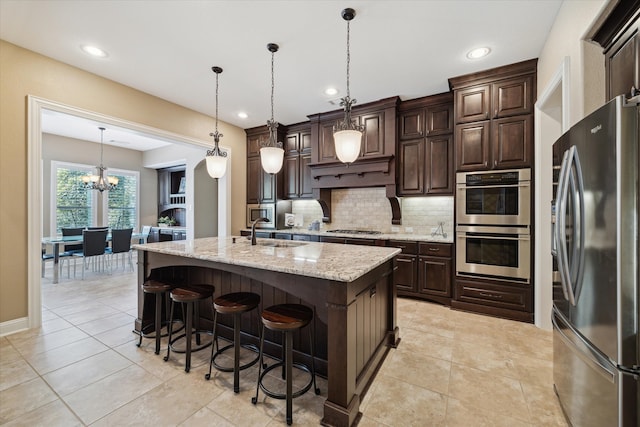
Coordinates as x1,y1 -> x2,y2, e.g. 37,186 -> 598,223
163,300 -> 176,363
284,330 -> 293,425
153,291 -> 163,354
233,313 -> 241,392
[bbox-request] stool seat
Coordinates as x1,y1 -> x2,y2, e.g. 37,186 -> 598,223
252,303 -> 319,425
142,280 -> 172,293
261,303 -> 312,331
170,285 -> 213,303
164,284 -> 215,372
214,292 -> 260,314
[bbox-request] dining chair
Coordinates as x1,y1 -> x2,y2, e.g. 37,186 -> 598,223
72,229 -> 109,279
107,228 -> 134,272
41,247 -> 73,279
59,227 -> 84,277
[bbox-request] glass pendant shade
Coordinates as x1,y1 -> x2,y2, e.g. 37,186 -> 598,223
206,66 -> 228,179
206,154 -> 227,179
260,146 -> 284,175
334,129 -> 362,164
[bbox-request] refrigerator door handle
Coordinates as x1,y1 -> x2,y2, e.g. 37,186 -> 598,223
570,148 -> 586,304
555,148 -> 573,302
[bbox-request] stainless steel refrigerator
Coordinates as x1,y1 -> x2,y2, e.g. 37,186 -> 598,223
551,95 -> 639,427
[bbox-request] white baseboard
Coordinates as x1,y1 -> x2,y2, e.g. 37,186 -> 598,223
0,317 -> 29,337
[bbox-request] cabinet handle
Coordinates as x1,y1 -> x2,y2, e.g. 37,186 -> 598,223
494,160 -> 497,168
428,248 -> 440,252
479,292 -> 502,299
484,161 -> 488,168
494,109 -> 498,118
484,112 -> 489,119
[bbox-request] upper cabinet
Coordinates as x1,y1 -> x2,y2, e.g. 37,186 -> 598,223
158,166 -> 186,209
284,122 -> 313,199
397,92 -> 454,196
449,59 -> 537,172
585,1 -> 640,101
245,124 -> 286,204
308,96 -> 399,190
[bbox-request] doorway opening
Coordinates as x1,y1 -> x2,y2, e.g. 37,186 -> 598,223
28,96 -> 231,330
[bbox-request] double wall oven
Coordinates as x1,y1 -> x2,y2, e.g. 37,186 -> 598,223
456,169 -> 531,283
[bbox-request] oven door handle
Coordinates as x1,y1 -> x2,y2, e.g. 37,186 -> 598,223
459,233 -> 529,241
458,183 -> 530,190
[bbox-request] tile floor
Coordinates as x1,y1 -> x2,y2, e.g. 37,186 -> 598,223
0,262 -> 568,426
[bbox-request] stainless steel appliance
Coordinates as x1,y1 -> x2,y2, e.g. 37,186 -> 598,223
456,225 -> 530,282
552,95 -> 638,427
246,200 -> 292,229
456,168 -> 531,226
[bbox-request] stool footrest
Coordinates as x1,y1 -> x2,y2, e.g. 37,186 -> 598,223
168,330 -> 214,354
212,342 -> 260,372
257,361 -> 315,400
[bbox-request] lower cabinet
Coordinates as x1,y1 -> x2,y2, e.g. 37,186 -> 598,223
452,277 -> 533,323
146,227 -> 186,242
389,240 -> 453,305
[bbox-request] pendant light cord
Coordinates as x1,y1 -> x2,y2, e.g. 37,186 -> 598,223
215,71 -> 219,135
270,48 -> 275,123
346,20 -> 351,100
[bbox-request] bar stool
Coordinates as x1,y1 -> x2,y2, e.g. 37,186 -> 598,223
163,284 -> 215,372
251,304 -> 320,426
205,292 -> 261,393
137,279 -> 179,354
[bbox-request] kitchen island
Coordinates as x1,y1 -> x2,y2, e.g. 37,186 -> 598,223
133,237 -> 400,427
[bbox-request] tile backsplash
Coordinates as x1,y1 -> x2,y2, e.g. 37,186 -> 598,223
291,187 -> 453,236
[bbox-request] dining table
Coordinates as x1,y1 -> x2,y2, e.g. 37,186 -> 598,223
41,232 -> 147,283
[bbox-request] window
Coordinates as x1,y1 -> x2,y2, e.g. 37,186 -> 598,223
53,162 -> 94,233
106,170 -> 139,230
52,162 -> 139,233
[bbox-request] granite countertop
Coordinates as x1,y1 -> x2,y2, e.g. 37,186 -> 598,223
248,228 -> 454,243
133,236 -> 400,283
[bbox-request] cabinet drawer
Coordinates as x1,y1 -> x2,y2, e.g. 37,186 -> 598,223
274,233 -> 292,240
455,279 -> 531,312
387,240 -> 418,255
419,242 -> 451,257
292,234 -> 319,242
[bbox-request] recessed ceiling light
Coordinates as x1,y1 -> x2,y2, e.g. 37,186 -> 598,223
324,87 -> 339,96
237,112 -> 248,119
81,45 -> 108,58
466,47 -> 491,60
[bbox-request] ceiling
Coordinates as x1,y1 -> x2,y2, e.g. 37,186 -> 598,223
1,0 -> 564,150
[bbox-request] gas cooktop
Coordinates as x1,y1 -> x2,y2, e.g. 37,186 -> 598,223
326,229 -> 382,235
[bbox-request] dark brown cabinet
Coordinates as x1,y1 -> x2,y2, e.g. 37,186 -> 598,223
389,240 -> 453,305
245,125 -> 286,204
284,124 -> 313,199
452,277 -> 533,323
157,166 -> 186,209
397,93 -> 454,196
418,242 -> 452,303
449,59 -> 536,172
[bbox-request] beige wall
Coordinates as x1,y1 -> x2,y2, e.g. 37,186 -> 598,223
0,40 -> 247,323
536,0 -> 607,125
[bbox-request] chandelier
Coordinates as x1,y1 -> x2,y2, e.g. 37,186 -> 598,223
260,43 -> 284,175
82,127 -> 118,192
333,7 -> 364,165
206,66 -> 228,179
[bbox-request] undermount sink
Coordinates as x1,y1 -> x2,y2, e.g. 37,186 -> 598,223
256,240 -> 308,248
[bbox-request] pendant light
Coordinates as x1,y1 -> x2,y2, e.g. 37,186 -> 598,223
333,7 -> 364,164
206,66 -> 228,179
82,127 -> 119,192
260,43 -> 284,175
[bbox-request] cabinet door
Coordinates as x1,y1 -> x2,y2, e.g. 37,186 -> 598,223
299,152 -> 313,198
492,76 -> 534,118
360,112 -> 383,157
607,28 -> 639,100
284,133 -> 299,154
247,134 -> 267,156
418,256 -> 451,297
491,114 -> 532,169
426,103 -> 454,136
455,85 -> 490,123
455,121 -> 490,171
283,155 -> 299,199
318,122 -> 337,162
398,139 -> 425,195
246,156 -> 262,204
261,169 -> 276,203
399,108 -> 424,140
426,134 -> 453,194
300,130 -> 312,152
395,254 -> 417,292
157,170 -> 170,206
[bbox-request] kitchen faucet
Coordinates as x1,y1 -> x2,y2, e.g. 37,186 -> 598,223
250,217 -> 270,245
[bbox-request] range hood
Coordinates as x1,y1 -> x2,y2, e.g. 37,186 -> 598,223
308,97 -> 401,224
